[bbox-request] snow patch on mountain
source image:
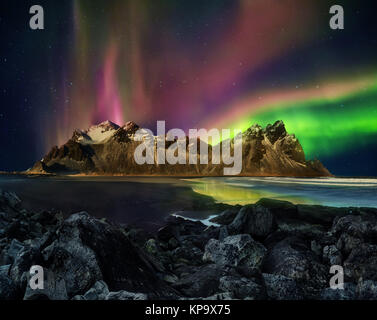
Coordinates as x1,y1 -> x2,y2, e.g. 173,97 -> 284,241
75,121 -> 120,145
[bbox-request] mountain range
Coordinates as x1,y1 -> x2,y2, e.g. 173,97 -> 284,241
29,120 -> 331,177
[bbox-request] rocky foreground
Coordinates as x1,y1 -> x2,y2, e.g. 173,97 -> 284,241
1,189 -> 377,300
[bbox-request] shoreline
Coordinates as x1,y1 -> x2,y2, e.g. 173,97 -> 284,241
1,170 -> 335,178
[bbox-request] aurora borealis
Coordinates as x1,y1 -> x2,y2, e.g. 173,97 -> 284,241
1,0 -> 377,175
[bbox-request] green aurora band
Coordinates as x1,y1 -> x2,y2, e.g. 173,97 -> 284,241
227,83 -> 377,160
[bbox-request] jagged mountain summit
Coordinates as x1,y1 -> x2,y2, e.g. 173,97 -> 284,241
29,120 -> 331,177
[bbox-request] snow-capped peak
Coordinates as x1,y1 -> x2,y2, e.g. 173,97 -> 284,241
74,120 -> 120,145
89,120 -> 120,131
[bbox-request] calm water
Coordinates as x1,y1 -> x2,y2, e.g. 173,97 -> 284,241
185,177 -> 377,208
0,175 -> 376,229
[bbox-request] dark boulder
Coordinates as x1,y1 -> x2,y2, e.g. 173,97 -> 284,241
263,273 -> 304,300
263,236 -> 328,297
228,205 -> 277,239
296,205 -> 350,226
322,245 -> 342,266
319,283 -> 356,300
255,198 -> 297,220
356,280 -> 377,300
0,239 -> 24,265
0,274 -> 19,300
172,264 -> 227,298
106,290 -> 148,300
210,208 -> 240,226
336,233 -> 363,257
0,190 -> 21,214
23,268 -> 68,300
9,246 -> 44,291
218,276 -> 265,300
42,212 -> 175,298
343,244 -> 377,282
332,214 -> 377,243
203,234 -> 266,270
172,241 -> 204,266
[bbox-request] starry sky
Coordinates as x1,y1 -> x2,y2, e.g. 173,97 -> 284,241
0,0 -> 376,176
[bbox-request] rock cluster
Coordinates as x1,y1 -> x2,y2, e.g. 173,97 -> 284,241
1,190 -> 377,300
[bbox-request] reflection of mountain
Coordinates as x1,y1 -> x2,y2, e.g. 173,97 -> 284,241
29,120 -> 331,177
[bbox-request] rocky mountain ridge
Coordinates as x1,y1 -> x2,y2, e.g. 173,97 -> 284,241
29,120 -> 331,177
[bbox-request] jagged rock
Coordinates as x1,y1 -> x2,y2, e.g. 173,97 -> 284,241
263,237 -> 328,297
166,216 -> 208,236
106,290 -> 148,300
218,226 -> 229,241
203,234 -> 266,270
244,124 -> 264,139
123,121 -> 140,135
172,264 -> 226,297
163,274 -> 179,285
172,242 -> 203,266
228,205 -> 277,239
71,280 -> 113,301
356,279 -> 377,300
0,190 -> 21,212
210,208 -> 240,225
255,199 -> 298,219
82,281 -> 109,301
323,245 -> 342,266
23,269 -> 68,300
30,210 -> 63,227
161,216 -> 218,252
256,198 -> 348,227
336,233 -> 363,256
168,237 -> 180,250
0,265 -> 11,276
332,214 -> 377,236
144,239 -> 161,256
311,240 -> 322,256
263,273 -> 304,300
0,213 -> 8,230
343,244 -> 377,282
9,246 -> 43,291
332,215 -> 377,250
42,212 -> 173,298
319,283 -> 356,300
143,239 -> 170,272
157,225 -> 180,243
219,276 -> 265,300
124,227 -> 153,248
265,120 -> 287,144
0,274 -> 18,300
296,205 -> 349,226
0,239 -> 24,265
41,230 -> 103,296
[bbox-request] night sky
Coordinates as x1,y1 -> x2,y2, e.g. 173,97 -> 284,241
0,0 -> 376,176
